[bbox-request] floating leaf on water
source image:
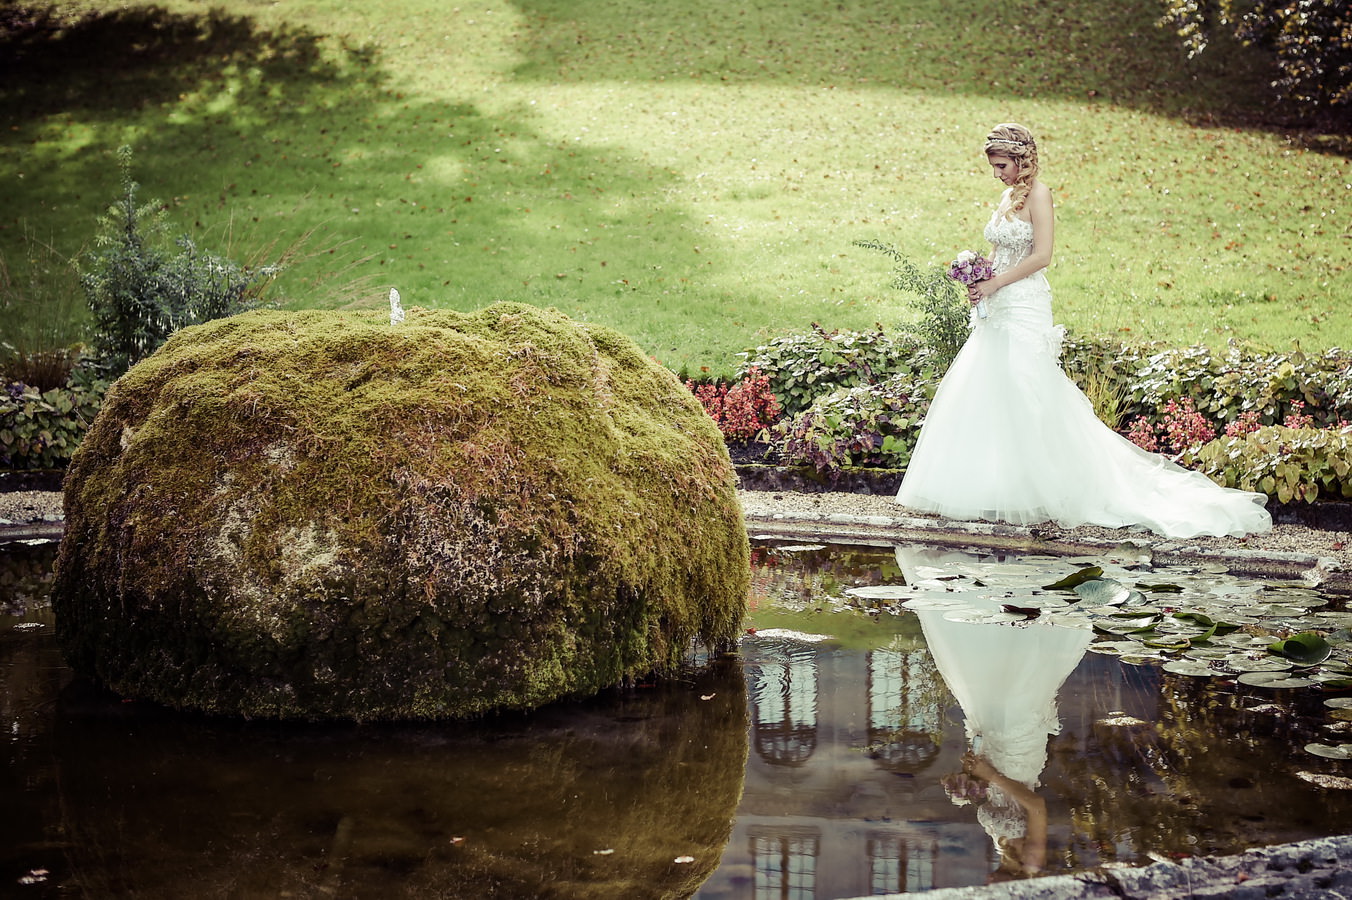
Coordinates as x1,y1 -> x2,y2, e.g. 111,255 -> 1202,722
1136,582 -> 1183,593
1238,672 -> 1316,688
1119,654 -> 1166,667
1141,634 -> 1193,650
1214,634 -> 1276,650
1269,632 -> 1333,666
900,597 -> 972,610
1327,709 -> 1352,722
674,856 -> 696,864
1001,604 -> 1041,619
942,609 -> 1026,625
1043,566 -> 1104,591
1226,656 -> 1293,673
1304,743 -> 1352,759
1163,660 -> 1215,677
845,585 -> 913,599
1088,640 -> 1144,656
744,628 -> 833,644
1319,678 -> 1352,689
775,544 -> 828,553
1184,648 -> 1232,660
1296,771 -> 1352,790
1073,578 -> 1131,606
1097,714 -> 1150,727
1094,615 -> 1160,635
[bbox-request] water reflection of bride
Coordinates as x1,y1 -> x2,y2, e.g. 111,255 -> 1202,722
896,547 -> 1091,881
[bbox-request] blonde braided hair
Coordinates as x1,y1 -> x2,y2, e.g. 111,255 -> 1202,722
984,123 -> 1039,214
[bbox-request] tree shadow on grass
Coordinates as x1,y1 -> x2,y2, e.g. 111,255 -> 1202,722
0,2 -> 743,369
0,2 -> 381,121
507,0 -> 1343,141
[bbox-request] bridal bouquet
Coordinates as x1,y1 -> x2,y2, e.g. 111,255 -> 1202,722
949,250 -> 994,319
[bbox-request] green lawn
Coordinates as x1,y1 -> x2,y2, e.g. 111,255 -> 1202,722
1,0 -> 1348,375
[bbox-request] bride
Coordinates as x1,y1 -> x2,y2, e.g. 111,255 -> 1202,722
895,123 -> 1272,539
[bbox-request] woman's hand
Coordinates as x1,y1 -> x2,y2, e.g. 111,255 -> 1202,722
969,278 -> 998,303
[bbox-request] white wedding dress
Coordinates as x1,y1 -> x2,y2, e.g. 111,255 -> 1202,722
896,195 -> 1272,539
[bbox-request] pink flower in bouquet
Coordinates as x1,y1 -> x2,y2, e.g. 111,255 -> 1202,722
948,250 -> 994,318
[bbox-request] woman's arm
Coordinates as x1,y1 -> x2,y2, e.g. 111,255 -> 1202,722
971,182 -> 1054,300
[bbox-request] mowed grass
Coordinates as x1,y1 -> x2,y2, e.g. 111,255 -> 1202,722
1,0 -> 1348,375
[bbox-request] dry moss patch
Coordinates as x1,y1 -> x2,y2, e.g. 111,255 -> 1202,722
52,303 -> 748,720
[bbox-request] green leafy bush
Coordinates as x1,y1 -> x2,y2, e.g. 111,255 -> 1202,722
1183,425 -> 1352,503
80,147 -> 280,376
774,372 -> 939,474
738,325 -> 926,416
1,365 -> 109,470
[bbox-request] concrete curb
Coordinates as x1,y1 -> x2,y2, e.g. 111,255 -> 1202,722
742,510 -> 1351,593
853,834 -> 1352,900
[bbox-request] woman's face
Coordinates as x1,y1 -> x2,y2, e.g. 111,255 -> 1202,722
987,153 -> 1019,186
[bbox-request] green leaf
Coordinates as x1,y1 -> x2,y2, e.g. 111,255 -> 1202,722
1043,566 -> 1104,591
1269,632 -> 1333,666
1072,577 -> 1131,606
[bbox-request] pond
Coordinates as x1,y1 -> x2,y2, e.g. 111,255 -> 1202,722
5,536 -> 1352,898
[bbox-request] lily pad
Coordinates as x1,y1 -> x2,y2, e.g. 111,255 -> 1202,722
1073,578 -> 1131,606
1304,743 -> 1352,759
1162,660 -> 1215,677
844,586 -> 913,600
942,609 -> 1026,625
1327,698 -> 1352,710
1295,772 -> 1352,790
1043,566 -> 1104,591
1226,656 -> 1293,673
1238,672 -> 1316,688
1269,632 -> 1333,666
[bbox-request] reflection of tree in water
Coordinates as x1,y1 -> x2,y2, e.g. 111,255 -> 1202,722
749,644 -> 818,767
747,544 -> 899,612
866,646 -> 945,773
1050,663 -> 1352,867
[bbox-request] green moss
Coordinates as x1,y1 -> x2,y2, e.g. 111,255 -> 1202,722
52,303 -> 749,720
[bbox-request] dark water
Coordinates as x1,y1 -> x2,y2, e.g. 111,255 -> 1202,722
4,538 -> 1352,899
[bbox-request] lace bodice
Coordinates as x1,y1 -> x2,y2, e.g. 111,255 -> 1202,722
983,209 -> 1035,276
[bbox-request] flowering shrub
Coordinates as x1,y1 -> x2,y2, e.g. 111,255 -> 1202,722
687,367 -> 783,442
1125,397 -> 1216,455
1126,417 -> 1160,453
1225,410 -> 1263,437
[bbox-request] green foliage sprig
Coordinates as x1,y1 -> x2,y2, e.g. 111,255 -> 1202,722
1183,425 -> 1352,503
80,146 -> 280,376
1,365 -> 109,470
852,239 -> 970,367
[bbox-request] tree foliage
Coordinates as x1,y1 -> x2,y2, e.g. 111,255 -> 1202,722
1159,0 -> 1351,114
79,146 -> 280,376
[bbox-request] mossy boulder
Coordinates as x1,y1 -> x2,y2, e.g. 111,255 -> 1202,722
52,303 -> 749,720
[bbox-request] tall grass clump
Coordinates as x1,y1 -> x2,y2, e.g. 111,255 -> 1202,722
0,226 -> 88,390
